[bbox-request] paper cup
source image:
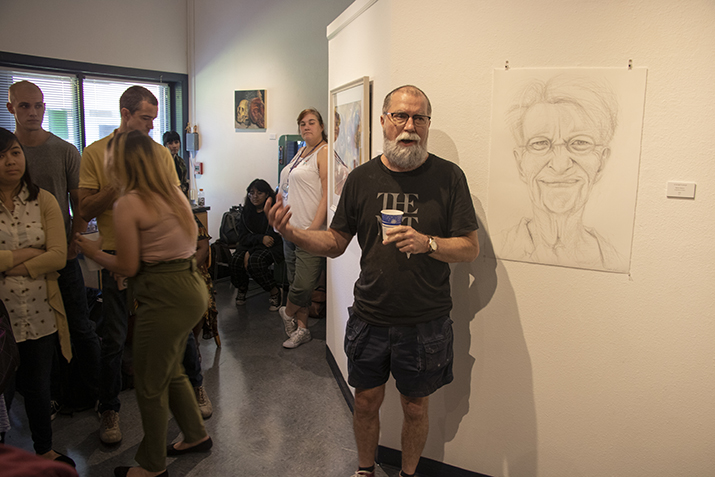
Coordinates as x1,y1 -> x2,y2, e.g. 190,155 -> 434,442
381,209 -> 404,240
81,231 -> 103,271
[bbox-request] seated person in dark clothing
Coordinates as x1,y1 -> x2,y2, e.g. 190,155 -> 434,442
229,179 -> 284,310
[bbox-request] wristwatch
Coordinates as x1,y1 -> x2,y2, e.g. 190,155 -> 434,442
426,236 -> 437,254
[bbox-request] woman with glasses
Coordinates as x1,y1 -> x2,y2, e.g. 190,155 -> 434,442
276,108 -> 328,349
229,178 -> 284,310
0,128 -> 74,468
77,130 -> 211,477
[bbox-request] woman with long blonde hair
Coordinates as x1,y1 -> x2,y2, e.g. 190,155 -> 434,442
77,130 -> 212,477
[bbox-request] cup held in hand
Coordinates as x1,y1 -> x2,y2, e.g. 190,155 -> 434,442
81,231 -> 103,271
381,209 -> 404,241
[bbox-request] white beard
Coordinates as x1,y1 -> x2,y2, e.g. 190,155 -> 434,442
383,131 -> 428,170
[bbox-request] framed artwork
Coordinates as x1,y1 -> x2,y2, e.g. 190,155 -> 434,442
235,89 -> 266,130
329,77 -> 369,208
487,67 -> 647,273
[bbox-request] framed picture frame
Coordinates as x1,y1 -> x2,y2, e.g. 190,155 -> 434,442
329,77 -> 370,208
235,89 -> 266,130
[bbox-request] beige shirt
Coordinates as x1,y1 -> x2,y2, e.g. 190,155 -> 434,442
79,131 -> 180,250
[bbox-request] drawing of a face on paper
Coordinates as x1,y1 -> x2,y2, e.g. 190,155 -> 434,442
488,69 -> 647,273
514,100 -> 612,219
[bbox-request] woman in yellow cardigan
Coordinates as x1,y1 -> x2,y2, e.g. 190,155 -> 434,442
0,128 -> 73,467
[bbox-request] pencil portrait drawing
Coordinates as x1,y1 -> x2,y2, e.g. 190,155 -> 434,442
488,68 -> 647,273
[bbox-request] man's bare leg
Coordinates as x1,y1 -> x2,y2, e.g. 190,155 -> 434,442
400,394 -> 429,475
354,385 -> 386,469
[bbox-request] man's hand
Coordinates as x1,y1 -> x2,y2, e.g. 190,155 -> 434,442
262,235 -> 275,248
266,194 -> 352,259
384,226 -> 429,255
384,228 -> 479,263
265,195 -> 293,238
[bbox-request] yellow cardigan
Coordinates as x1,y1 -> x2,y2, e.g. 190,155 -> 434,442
0,189 -> 71,361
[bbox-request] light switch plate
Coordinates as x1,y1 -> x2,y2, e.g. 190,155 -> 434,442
666,181 -> 696,199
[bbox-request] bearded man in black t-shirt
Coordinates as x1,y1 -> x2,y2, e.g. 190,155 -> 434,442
267,85 -> 479,477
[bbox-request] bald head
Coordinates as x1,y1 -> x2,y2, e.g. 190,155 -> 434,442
7,81 -> 46,135
8,80 -> 43,103
382,85 -> 432,116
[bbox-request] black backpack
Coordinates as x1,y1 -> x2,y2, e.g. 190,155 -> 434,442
219,205 -> 242,246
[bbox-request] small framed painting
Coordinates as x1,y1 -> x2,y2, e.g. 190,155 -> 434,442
329,77 -> 370,207
235,90 -> 266,130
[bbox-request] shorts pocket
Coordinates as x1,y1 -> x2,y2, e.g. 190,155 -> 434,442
417,317 -> 454,372
343,307 -> 368,361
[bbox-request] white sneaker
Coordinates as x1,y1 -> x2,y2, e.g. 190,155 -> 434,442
279,306 -> 297,336
282,327 -> 312,349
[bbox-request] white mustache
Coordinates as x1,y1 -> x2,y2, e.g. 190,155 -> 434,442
396,132 -> 421,142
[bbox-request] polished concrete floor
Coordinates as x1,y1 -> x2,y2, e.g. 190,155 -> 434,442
4,280 -> 400,477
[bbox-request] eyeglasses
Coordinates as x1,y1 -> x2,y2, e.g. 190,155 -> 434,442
523,135 -> 601,156
248,190 -> 266,196
384,112 -> 431,127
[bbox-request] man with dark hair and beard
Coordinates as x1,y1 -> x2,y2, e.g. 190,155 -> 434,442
267,85 -> 479,477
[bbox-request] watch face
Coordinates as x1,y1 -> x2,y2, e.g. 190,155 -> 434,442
429,237 -> 437,253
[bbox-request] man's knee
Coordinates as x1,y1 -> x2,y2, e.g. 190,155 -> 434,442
400,394 -> 429,421
354,386 -> 385,416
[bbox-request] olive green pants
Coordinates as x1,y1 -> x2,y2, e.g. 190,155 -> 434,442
130,259 -> 209,471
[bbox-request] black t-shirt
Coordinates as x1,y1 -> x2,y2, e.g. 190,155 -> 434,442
331,154 -> 478,326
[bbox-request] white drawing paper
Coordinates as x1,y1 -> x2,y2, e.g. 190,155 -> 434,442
487,68 -> 647,273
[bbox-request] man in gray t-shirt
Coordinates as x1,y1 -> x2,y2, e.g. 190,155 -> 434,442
8,80 -> 100,410
23,133 -> 80,241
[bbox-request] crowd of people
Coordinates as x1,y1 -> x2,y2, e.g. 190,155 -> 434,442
0,81 -> 480,477
1,83 -> 217,477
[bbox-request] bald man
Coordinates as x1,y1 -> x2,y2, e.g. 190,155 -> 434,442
7,81 -> 100,412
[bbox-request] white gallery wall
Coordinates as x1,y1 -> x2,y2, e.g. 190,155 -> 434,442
327,0 -> 715,476
0,0 -> 187,74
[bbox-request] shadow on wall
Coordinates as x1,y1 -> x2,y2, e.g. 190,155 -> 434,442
396,130 -> 537,476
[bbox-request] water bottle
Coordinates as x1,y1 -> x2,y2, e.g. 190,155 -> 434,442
197,189 -> 205,207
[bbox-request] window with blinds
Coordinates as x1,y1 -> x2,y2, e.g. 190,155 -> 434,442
0,67 -> 170,152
